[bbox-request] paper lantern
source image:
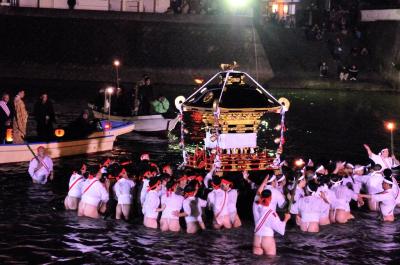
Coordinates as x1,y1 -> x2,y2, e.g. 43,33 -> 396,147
104,122 -> 112,130
6,128 -> 13,142
54,128 -> 65,138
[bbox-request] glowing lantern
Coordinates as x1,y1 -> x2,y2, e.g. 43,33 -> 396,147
104,122 -> 112,130
274,138 -> 281,144
54,128 -> 65,138
6,128 -> 13,143
194,78 -> 204,85
295,159 -> 305,167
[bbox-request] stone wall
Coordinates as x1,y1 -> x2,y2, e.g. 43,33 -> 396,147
0,7 -> 273,85
364,21 -> 400,89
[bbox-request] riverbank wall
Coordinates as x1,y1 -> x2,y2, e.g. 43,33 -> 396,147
0,7 -> 273,86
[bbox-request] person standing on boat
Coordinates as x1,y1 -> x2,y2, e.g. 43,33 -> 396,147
33,93 -> 56,141
253,189 -> 291,256
13,89 -> 28,144
78,168 -> 110,219
137,76 -> 154,115
0,92 -> 13,144
151,95 -> 170,114
65,163 -> 87,210
28,146 -> 53,184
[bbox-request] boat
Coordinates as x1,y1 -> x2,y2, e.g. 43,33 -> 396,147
89,104 -> 179,133
178,66 -> 290,173
0,120 -> 134,164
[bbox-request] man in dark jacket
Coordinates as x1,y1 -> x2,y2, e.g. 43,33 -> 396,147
34,93 -> 56,141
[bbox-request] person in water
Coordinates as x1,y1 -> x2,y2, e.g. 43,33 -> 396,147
253,189 -> 291,256
142,177 -> 162,229
175,181 -> 207,234
160,179 -> 184,232
114,168 -> 136,220
78,168 -> 110,219
65,163 -> 87,210
363,144 -> 399,170
207,176 -> 231,229
28,146 -> 53,184
290,182 -> 329,233
360,170 -> 397,222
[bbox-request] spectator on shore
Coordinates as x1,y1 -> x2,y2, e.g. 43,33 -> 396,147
339,66 -> 349,81
348,65 -> 359,81
319,62 -> 329,78
332,38 -> 343,61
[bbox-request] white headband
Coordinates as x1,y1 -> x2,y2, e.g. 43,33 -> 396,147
383,178 -> 393,185
277,175 -> 286,183
316,165 -> 325,173
298,175 -> 305,181
346,163 -> 354,169
354,166 -> 364,172
306,185 -> 316,195
267,175 -> 277,183
330,178 -> 342,186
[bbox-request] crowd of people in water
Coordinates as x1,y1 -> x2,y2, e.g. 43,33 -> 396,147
27,141 -> 400,256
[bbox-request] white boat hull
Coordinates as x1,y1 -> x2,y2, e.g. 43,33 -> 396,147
0,120 -> 135,164
0,135 -> 116,164
92,110 -> 178,132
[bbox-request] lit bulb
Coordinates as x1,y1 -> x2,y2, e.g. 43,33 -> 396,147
386,122 -> 395,130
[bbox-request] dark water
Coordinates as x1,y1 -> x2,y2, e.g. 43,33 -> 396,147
1,85 -> 400,264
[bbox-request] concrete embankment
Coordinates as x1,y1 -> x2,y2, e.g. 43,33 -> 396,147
0,7 -> 273,85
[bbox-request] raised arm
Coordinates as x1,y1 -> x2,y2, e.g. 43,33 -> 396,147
256,175 -> 270,196
363,144 -> 373,157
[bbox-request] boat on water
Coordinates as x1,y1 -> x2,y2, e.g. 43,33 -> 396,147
0,120 -> 134,164
88,104 -> 179,133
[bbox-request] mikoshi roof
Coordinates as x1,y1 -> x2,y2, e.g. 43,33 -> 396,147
182,70 -> 283,111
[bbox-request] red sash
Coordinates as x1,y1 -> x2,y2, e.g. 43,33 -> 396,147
254,209 -> 273,233
69,176 -> 84,191
83,179 -> 98,194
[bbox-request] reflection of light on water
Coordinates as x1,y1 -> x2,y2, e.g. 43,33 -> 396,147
64,241 -> 97,253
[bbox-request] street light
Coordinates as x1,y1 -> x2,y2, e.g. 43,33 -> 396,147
106,87 -> 114,124
386,121 -> 396,155
113,59 -> 120,91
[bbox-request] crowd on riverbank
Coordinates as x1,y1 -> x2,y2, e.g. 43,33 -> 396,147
28,141 -> 400,256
